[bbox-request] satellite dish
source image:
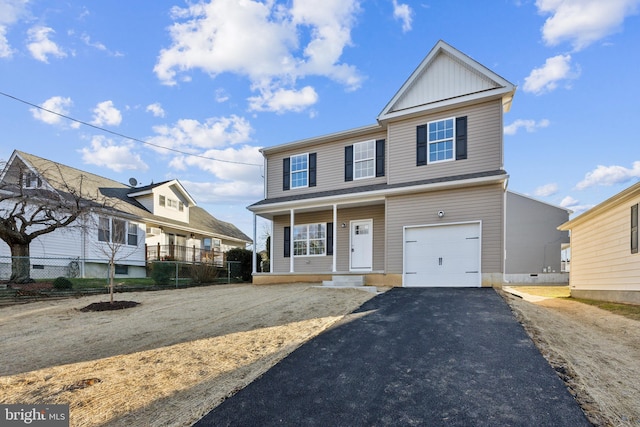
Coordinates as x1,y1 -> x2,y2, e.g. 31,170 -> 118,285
129,177 -> 138,187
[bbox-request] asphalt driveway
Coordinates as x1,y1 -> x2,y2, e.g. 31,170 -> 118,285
195,288 -> 590,426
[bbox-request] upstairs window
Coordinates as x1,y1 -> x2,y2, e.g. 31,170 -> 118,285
428,118 -> 455,163
290,154 -> 308,189
354,140 -> 375,179
159,195 -> 165,206
23,172 -> 42,189
283,153 -> 316,190
417,116 -> 467,166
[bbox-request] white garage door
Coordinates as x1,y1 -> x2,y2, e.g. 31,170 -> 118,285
404,223 -> 481,287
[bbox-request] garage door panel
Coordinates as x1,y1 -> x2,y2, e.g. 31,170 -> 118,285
404,223 -> 480,287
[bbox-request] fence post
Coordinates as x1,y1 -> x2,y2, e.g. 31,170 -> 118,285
175,261 -> 179,288
157,243 -> 161,261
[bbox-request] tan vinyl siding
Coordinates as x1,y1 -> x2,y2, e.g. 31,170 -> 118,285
266,131 -> 387,200
569,198 -> 640,291
387,100 -> 503,185
271,205 -> 385,273
385,184 -> 504,274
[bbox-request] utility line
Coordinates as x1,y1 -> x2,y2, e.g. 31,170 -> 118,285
0,90 -> 263,167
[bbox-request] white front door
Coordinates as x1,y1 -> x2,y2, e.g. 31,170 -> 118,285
350,219 -> 373,271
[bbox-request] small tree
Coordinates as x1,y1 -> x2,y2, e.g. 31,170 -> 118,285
0,158 -> 106,283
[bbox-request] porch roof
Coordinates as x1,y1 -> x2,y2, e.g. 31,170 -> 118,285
248,169 -> 507,217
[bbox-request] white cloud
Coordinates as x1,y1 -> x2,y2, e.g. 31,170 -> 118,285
536,0 -> 640,51
91,100 -> 122,127
154,0 -> 363,112
248,85 -> 318,113
504,118 -> 550,135
560,195 -> 578,207
535,183 -> 559,197
575,161 -> 640,190
149,115 -> 253,152
0,0 -> 29,58
215,88 -> 230,103
146,103 -> 166,118
523,54 -> 579,94
79,136 -> 149,173
27,26 -> 67,62
392,0 -> 413,32
0,26 -> 12,58
29,96 -> 77,127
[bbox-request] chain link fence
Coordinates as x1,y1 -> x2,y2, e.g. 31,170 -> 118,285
0,256 -> 245,285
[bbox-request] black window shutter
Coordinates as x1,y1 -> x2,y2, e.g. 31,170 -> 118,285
376,139 -> 385,177
345,146 -> 353,181
283,158 -> 290,191
632,204 -> 638,254
326,222 -> 333,255
456,116 -> 468,160
309,153 -> 317,187
284,226 -> 291,258
417,125 -> 427,166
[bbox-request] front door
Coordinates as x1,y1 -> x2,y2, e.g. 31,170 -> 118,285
350,219 -> 373,271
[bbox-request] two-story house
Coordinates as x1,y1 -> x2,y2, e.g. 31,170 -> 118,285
0,150 -> 251,280
248,40 -> 568,287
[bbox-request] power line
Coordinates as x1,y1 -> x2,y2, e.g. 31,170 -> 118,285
0,90 -> 263,167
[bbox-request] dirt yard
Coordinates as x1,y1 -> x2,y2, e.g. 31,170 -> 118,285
1,284 -> 638,426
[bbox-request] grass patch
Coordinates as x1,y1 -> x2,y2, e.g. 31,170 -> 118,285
69,277 -> 156,289
570,298 -> 640,322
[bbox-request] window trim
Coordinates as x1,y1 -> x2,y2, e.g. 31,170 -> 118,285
290,153 -> 309,189
353,140 -> 376,180
427,117 -> 456,164
98,216 -> 139,246
292,223 -> 327,257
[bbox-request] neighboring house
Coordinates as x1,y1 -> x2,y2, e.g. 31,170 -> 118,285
248,40 -> 567,287
558,181 -> 640,304
0,150 -> 251,279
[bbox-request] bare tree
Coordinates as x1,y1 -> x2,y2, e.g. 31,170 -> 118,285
91,214 -> 142,303
0,159 -> 106,283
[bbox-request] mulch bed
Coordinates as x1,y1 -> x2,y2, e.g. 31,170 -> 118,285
79,301 -> 140,312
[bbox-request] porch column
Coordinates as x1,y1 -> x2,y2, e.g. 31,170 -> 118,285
332,204 -> 337,272
252,213 -> 257,274
290,209 -> 295,273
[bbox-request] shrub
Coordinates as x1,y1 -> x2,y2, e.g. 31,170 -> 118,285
151,262 -> 174,285
225,248 -> 253,282
190,262 -> 219,284
53,276 -> 73,290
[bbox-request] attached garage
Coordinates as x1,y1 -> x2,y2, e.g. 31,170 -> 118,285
403,222 -> 481,287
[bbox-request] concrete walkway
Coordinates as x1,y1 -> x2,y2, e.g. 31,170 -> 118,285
195,288 -> 590,426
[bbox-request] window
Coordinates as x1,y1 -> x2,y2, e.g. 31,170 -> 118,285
23,172 -> 42,189
98,217 -> 138,246
159,195 -> 166,207
417,116 -> 466,166
112,219 -> 126,244
354,140 -> 375,179
115,265 -> 129,275
428,118 -> 455,163
290,154 -> 308,189
293,223 -> 326,256
179,202 -> 184,212
128,223 -> 138,246
98,217 -> 110,242
632,204 -> 638,254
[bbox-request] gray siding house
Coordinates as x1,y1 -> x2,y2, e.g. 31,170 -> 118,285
248,40 -> 565,287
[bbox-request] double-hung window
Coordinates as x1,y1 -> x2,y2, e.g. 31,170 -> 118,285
354,140 -> 375,179
98,217 -> 110,242
112,219 -> 126,244
293,223 -> 326,256
428,118 -> 455,163
290,154 -> 308,189
127,223 -> 138,246
98,216 -> 138,246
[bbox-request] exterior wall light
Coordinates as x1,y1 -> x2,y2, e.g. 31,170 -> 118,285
437,210 -> 445,218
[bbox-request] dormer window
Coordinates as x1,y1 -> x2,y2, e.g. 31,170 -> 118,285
23,172 -> 42,189
159,194 -> 184,211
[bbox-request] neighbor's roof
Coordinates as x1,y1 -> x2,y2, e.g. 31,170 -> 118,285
9,150 -> 251,243
558,180 -> 640,231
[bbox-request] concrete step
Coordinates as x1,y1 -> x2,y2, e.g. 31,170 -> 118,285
322,275 -> 365,287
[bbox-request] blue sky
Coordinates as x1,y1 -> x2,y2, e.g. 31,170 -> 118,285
1,0 -> 639,244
